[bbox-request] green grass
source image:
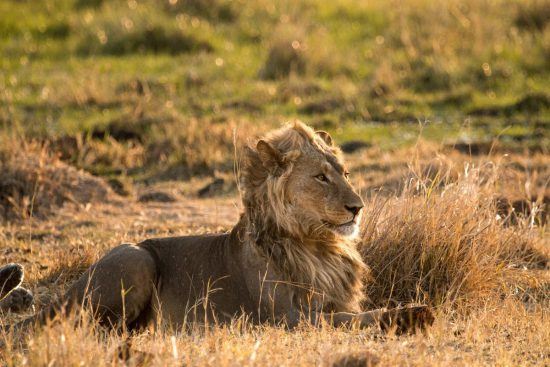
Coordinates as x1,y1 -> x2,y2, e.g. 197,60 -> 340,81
1,0 -> 548,180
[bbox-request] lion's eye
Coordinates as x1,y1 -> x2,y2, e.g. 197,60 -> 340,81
344,171 -> 350,179
315,174 -> 329,183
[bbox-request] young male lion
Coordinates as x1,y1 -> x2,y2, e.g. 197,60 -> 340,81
2,122 -> 433,333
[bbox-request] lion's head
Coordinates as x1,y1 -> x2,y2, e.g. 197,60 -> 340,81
243,121 -> 364,240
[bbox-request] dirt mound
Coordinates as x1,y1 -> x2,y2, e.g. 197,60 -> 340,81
0,140 -> 112,221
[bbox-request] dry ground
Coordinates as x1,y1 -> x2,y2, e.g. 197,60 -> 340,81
0,145 -> 548,367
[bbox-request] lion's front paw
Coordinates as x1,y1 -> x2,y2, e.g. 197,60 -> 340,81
0,287 -> 34,313
379,305 -> 434,334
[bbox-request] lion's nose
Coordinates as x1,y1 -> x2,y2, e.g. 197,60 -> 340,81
345,204 -> 363,217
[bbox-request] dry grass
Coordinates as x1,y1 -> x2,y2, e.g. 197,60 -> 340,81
2,298 -> 548,366
360,161 -> 547,309
0,141 -> 548,366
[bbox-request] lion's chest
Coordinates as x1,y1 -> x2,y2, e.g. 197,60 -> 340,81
274,245 -> 365,313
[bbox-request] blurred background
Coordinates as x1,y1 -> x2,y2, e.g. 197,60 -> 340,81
0,0 -> 548,216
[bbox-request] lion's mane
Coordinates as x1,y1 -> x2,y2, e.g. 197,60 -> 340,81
238,121 -> 368,312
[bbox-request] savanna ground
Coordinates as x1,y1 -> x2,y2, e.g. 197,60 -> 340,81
0,0 -> 549,365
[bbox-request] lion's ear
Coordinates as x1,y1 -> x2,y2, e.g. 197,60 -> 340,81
256,140 -> 283,173
316,130 -> 333,146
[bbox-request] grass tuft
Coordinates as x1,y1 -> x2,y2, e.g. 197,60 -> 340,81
360,162 -> 548,309
0,137 -> 111,221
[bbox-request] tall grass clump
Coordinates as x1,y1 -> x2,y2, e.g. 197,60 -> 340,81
360,162 -> 547,309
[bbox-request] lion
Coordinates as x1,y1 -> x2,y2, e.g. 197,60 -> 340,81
2,122 -> 433,333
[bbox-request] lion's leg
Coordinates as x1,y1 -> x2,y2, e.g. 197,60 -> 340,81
0,287 -> 34,313
286,309 -> 386,328
376,305 -> 435,334
285,306 -> 434,334
329,306 -> 434,333
36,244 -> 157,330
0,264 -> 24,300
328,309 -> 388,328
0,263 -> 33,314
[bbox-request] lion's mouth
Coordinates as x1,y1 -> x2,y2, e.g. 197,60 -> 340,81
322,219 -> 359,237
